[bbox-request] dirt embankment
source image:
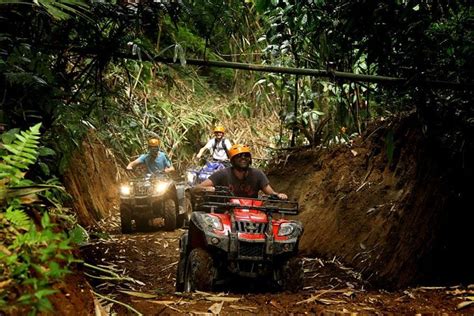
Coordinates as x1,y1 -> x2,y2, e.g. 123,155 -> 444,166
63,132 -> 119,226
268,112 -> 473,289
30,132 -> 120,314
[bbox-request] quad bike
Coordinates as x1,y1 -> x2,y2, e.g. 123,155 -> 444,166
181,159 -> 228,226
119,172 -> 185,233
185,159 -> 227,187
175,187 -> 304,292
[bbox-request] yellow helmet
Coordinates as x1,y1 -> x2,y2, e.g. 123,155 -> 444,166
228,144 -> 251,160
213,125 -> 225,133
148,138 -> 160,147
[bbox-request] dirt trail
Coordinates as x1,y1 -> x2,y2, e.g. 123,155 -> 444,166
80,213 -> 474,315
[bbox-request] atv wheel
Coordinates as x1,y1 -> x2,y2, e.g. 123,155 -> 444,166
120,206 -> 132,234
175,255 -> 186,292
180,191 -> 193,227
280,257 -> 304,292
175,232 -> 189,292
184,248 -> 215,292
163,199 -> 177,231
135,217 -> 149,232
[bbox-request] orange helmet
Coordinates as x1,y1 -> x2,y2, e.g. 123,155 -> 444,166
213,125 -> 225,133
228,144 -> 251,160
148,138 -> 160,147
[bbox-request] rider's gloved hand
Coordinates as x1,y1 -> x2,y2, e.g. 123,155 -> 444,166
203,186 -> 215,192
276,192 -> 288,200
126,166 -> 133,170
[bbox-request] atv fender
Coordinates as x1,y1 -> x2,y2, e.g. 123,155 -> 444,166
189,212 -> 208,232
176,231 -> 189,290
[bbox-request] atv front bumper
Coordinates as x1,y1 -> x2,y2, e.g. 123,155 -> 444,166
203,231 -> 298,260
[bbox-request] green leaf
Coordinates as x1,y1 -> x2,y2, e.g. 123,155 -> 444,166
68,225 -> 89,245
39,162 -> 50,176
58,239 -> 71,250
5,207 -> 31,227
3,144 -> 21,156
1,128 -> 20,144
38,147 -> 56,156
41,213 -> 50,229
34,289 -> 58,299
37,297 -> 54,312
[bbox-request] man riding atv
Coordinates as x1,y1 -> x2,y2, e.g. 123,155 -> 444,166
196,125 -> 232,163
176,144 -> 302,292
127,138 -> 175,174
195,143 -> 287,200
120,138 -> 181,232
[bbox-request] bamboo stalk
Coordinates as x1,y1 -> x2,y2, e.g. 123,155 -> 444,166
92,291 -> 143,316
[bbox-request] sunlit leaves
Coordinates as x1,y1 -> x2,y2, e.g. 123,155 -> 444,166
0,125 -> 76,313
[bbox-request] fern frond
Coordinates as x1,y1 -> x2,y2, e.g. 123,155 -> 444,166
5,206 -> 32,228
0,123 -> 42,183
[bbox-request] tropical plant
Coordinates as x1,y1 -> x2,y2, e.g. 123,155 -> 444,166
252,0 -> 473,147
0,124 -> 81,314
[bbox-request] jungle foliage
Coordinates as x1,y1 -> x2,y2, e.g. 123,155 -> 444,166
2,0 -> 470,167
254,0 -> 473,148
0,0 -> 271,173
0,123 -> 84,313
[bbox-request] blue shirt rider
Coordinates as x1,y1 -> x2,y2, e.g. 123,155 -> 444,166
126,138 -> 175,174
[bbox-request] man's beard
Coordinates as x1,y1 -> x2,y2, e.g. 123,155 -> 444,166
232,161 -> 250,171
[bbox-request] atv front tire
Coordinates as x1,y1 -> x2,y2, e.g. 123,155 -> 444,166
120,206 -> 132,234
135,217 -> 149,232
280,257 -> 304,292
184,248 -> 215,292
179,191 -> 193,227
163,199 -> 177,231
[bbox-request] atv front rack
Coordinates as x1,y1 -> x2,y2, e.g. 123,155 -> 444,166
195,194 -> 299,215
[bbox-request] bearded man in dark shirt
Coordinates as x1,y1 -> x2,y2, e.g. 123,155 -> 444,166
195,144 -> 288,199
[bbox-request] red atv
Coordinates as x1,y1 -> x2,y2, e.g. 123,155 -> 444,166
175,187 -> 304,292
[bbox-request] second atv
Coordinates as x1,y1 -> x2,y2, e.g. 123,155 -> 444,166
119,172 -> 183,233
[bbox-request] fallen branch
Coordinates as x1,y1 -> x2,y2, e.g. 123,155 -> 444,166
158,261 -> 178,273
84,262 -> 143,285
297,286 -> 351,305
92,291 -> 142,316
229,305 -> 257,312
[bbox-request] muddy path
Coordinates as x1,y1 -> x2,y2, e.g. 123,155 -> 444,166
80,213 -> 474,315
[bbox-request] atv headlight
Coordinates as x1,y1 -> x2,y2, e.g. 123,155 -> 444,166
154,181 -> 170,194
120,184 -> 131,196
278,223 -> 295,236
204,214 -> 223,231
186,171 -> 196,184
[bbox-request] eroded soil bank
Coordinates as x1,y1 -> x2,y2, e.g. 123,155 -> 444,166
267,112 -> 473,289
